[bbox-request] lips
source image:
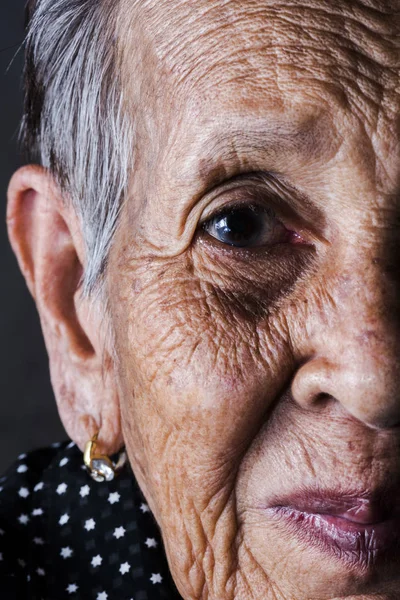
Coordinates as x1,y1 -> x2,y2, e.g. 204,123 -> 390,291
265,487 -> 400,570
270,489 -> 396,523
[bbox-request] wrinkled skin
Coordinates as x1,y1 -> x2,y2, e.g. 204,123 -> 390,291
8,0 -> 400,598
108,1 -> 400,598
99,0 -> 400,598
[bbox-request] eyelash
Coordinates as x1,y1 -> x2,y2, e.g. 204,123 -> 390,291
202,200 -> 275,223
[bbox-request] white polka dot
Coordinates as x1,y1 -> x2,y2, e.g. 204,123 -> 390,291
34,482 -> 44,492
56,483 -> 68,495
119,562 -> 130,575
97,592 -> 108,600
18,514 -> 29,525
18,453 -> 27,460
18,487 -> 30,498
60,547 -> 73,559
36,568 -> 45,576
17,465 -> 28,474
59,513 -> 70,526
67,583 -> 78,594
59,458 -> 69,467
32,508 -> 44,517
150,573 -> 163,584
79,485 -> 90,498
113,526 -> 126,539
84,518 -> 96,531
91,554 -> 102,567
108,492 -> 120,505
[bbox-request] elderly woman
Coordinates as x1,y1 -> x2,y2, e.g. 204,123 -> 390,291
1,0 -> 399,598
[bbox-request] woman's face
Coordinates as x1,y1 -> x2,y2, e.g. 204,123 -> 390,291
108,1 -> 400,598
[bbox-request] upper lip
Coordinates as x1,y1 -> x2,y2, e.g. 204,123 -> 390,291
268,484 -> 400,525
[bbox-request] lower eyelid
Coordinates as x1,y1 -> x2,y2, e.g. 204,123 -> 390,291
195,231 -> 315,272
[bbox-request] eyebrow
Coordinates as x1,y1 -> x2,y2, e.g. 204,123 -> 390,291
171,112 -> 336,195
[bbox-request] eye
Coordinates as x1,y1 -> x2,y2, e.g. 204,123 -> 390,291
202,203 -> 293,248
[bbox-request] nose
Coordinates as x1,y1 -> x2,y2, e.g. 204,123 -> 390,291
291,263 -> 400,430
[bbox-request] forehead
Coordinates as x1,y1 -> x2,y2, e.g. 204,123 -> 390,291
123,1 -> 398,102
118,0 -> 399,188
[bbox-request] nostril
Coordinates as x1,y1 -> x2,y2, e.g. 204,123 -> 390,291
314,392 -> 332,405
291,358 -> 335,409
300,392 -> 335,416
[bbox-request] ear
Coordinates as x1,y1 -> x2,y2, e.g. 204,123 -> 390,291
7,165 -> 123,455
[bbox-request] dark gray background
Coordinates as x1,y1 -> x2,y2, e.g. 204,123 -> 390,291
1,2 -> 66,474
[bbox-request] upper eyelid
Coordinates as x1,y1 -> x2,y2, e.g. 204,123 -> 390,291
198,178 -> 285,226
201,201 -> 277,226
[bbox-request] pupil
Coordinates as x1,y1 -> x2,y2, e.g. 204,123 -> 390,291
214,208 -> 262,246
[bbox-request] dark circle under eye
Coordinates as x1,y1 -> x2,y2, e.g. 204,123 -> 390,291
204,205 -> 276,248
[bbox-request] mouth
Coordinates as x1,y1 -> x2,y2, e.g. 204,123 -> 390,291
264,487 -> 400,571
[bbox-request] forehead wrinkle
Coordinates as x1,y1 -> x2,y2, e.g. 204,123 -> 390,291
116,0 -> 398,202
136,0 -> 399,75
119,0 -> 399,146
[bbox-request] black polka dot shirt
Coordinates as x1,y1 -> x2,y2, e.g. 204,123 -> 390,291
0,441 -> 183,599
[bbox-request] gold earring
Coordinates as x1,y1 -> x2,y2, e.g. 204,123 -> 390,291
84,432 -> 127,482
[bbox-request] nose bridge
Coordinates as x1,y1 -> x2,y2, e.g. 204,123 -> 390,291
293,251 -> 400,430
333,247 -> 400,347
335,266 -> 390,341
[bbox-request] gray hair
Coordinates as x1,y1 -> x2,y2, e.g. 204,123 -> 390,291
23,0 -> 134,297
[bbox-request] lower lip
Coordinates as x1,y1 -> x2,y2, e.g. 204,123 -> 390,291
267,506 -> 400,570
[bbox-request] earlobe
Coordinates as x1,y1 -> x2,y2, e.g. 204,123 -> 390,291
6,165 -> 123,455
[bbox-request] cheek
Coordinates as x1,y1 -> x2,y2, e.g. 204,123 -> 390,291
113,258 -> 296,467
